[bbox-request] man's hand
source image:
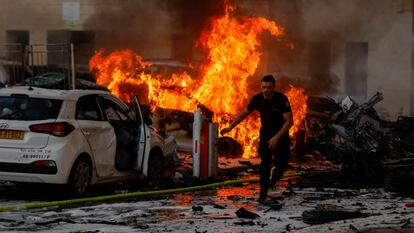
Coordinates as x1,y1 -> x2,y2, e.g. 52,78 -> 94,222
268,136 -> 280,150
220,127 -> 232,136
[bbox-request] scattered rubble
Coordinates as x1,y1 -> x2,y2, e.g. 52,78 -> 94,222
235,207 -> 260,219
301,204 -> 363,225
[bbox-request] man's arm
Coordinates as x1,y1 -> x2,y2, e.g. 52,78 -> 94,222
220,108 -> 252,135
268,111 -> 293,149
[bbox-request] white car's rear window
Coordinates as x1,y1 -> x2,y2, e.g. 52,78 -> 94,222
0,95 -> 62,120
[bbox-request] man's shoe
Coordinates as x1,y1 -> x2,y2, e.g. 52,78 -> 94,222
269,167 -> 278,190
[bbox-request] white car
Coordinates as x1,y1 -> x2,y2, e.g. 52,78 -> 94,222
0,86 -> 177,194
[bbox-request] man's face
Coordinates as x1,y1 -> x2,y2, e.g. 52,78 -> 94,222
261,81 -> 275,99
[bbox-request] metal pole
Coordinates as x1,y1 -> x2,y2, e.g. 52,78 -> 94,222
411,0 -> 414,115
193,108 -> 201,177
70,43 -> 76,90
208,122 -> 218,178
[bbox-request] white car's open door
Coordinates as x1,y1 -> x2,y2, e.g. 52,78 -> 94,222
130,96 -> 149,172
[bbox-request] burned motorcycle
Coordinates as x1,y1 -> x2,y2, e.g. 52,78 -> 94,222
313,92 -> 388,180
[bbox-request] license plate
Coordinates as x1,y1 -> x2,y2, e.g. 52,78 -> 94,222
0,130 -> 24,140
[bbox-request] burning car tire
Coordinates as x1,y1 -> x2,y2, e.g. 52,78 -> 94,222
218,136 -> 243,157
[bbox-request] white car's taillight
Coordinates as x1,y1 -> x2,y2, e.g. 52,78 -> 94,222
31,160 -> 56,167
29,122 -> 75,137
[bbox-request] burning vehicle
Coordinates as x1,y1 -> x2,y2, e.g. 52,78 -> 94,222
310,92 -> 388,179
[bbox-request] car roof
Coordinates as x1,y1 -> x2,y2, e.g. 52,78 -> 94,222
0,86 -> 112,101
144,59 -> 190,68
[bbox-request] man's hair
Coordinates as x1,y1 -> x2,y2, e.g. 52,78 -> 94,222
261,75 -> 276,84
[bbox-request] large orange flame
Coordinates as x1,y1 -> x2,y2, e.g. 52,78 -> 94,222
89,1 -> 307,158
285,85 -> 308,137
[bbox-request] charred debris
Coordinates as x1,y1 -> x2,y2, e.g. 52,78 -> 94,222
304,92 -> 414,193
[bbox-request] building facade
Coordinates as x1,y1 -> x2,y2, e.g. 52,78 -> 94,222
0,0 -> 412,119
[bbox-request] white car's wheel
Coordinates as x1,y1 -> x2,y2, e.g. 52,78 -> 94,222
148,152 -> 164,189
69,158 -> 92,195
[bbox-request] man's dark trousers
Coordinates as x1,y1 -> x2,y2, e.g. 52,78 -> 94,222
258,137 -> 291,199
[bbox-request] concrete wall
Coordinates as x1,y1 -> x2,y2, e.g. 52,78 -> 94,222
244,0 -> 413,119
299,0 -> 412,119
0,0 -> 412,118
0,0 -> 174,58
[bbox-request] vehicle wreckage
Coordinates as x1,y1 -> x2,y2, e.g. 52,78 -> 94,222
309,92 -> 414,190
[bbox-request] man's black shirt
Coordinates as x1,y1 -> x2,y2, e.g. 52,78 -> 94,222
247,91 -> 291,142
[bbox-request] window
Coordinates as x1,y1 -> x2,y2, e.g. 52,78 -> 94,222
308,42 -> 332,94
99,97 -> 133,125
76,95 -> 103,121
6,30 -> 29,46
47,30 -> 95,66
345,42 -> 368,97
4,31 -> 28,84
0,95 -> 62,120
99,97 -> 137,138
